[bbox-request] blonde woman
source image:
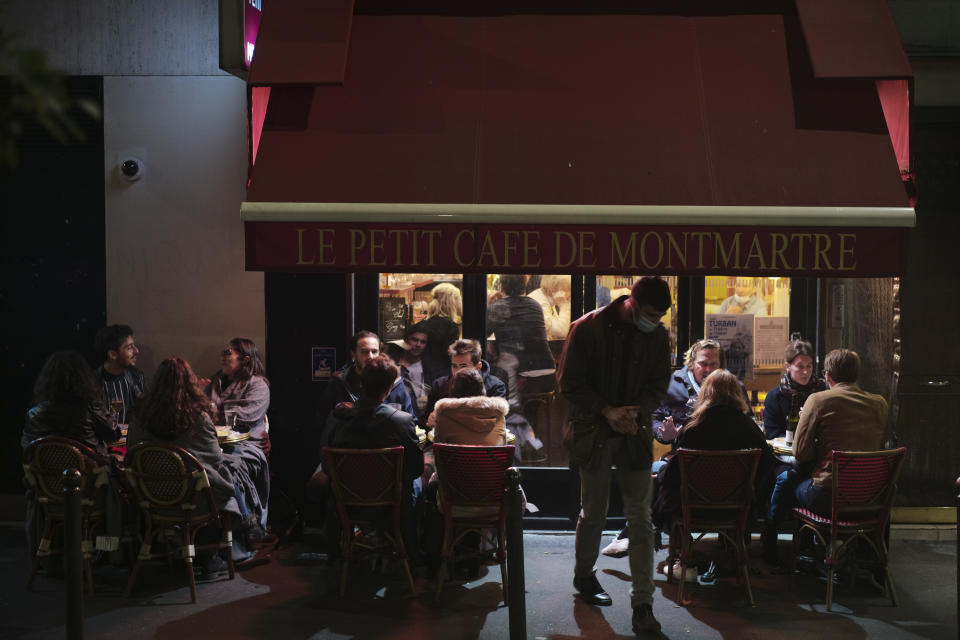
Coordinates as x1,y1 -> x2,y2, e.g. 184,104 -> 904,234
528,274 -> 571,340
421,282 -> 462,366
653,369 -> 775,530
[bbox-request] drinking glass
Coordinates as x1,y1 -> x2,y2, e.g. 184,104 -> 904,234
110,400 -> 125,423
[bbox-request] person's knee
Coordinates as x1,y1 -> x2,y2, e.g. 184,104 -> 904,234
304,469 -> 329,505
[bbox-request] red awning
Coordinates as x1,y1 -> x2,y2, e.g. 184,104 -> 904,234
794,0 -> 912,79
246,0 -> 354,85
243,7 -> 913,275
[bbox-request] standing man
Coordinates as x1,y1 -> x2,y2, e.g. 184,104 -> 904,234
603,338 -> 747,559
93,324 -> 147,424
792,348 -> 889,515
559,276 -> 672,635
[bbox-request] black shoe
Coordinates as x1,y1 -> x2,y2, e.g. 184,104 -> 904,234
632,603 -> 662,634
194,554 -> 229,582
573,574 -> 612,606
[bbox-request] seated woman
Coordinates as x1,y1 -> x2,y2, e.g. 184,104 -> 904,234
763,336 -> 826,439
23,350 -> 120,455
23,350 -> 122,554
208,337 -> 271,454
433,369 -> 509,446
207,338 -> 272,539
128,357 -> 271,570
653,369 -> 776,533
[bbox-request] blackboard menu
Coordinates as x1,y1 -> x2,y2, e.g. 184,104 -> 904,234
379,298 -> 409,341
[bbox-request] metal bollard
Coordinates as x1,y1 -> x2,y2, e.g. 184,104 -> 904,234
955,475 -> 959,640
63,468 -> 84,640
504,467 -> 526,640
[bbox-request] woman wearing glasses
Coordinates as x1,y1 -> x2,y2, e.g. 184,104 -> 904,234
208,338 -> 273,560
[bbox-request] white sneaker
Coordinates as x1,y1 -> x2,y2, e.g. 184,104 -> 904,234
600,536 -> 629,558
662,560 -> 697,582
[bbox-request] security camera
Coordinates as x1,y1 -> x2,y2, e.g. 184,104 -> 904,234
119,158 -> 144,181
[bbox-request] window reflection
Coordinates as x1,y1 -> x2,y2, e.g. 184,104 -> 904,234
704,276 -> 791,374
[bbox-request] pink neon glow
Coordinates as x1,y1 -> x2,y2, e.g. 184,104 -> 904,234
876,79 -> 909,173
251,86 -> 271,165
244,0 -> 262,68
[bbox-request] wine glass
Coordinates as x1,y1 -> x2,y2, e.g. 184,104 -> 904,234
110,399 -> 125,423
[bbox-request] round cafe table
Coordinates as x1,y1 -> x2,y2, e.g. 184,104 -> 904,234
113,424 -> 250,447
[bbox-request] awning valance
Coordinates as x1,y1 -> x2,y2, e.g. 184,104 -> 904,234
243,6 -> 913,276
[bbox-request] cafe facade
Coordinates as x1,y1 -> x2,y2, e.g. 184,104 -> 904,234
226,1 -> 929,520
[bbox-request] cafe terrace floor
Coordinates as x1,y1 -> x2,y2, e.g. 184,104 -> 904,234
1,517 -> 955,640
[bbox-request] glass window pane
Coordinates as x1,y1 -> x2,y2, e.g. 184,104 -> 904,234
704,276 -> 791,401
486,274 -> 568,466
596,275 -> 679,365
378,273 -> 463,418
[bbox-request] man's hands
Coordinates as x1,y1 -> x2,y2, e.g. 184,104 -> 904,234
602,405 -> 639,435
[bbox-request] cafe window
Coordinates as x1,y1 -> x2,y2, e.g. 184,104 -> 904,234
377,272 -> 463,358
596,275 -> 680,365
704,275 -> 791,383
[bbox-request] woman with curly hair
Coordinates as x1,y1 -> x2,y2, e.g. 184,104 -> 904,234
128,357 -> 270,568
421,282 -> 462,367
127,358 -> 241,512
23,350 -> 119,455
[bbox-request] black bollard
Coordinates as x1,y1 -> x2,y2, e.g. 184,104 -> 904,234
955,475 -> 959,640
63,468 -> 84,640
504,467 -> 526,640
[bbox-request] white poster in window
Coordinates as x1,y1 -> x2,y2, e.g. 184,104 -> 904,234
754,317 -> 789,368
705,314 -> 754,381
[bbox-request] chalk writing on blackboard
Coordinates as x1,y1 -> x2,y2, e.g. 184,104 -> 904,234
379,298 -> 409,341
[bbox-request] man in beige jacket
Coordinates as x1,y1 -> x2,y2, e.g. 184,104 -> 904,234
792,348 -> 889,515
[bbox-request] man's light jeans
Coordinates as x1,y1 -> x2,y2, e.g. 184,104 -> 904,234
574,435 -> 655,608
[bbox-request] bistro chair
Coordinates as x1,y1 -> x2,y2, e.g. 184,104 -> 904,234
791,447 -> 907,612
123,442 -> 235,603
321,446 -> 416,596
22,436 -> 112,595
666,448 -> 762,606
432,443 -> 515,601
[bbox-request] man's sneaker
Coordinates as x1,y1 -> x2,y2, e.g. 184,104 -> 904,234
572,574 -> 613,606
601,536 -> 629,558
632,603 -> 662,634
194,554 -> 229,582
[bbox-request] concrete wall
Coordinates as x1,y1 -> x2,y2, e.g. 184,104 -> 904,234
104,75 -> 261,375
4,0 -> 265,376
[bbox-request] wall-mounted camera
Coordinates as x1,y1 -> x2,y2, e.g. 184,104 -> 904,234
119,158 -> 144,182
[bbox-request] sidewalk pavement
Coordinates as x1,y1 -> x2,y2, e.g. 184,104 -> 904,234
0,523 -> 956,639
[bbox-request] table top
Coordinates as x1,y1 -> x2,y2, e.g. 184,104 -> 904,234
768,437 -> 793,456
114,424 -> 249,446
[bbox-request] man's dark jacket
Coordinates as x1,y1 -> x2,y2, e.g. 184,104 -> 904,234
558,296 -> 672,470
323,401 -> 424,486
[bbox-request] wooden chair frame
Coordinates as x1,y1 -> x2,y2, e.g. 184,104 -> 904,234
321,446 -> 415,596
22,436 -> 112,595
791,447 -> 906,611
667,448 -> 761,606
432,443 -> 515,601
123,442 -> 235,603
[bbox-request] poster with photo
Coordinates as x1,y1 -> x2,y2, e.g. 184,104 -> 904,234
705,314 -> 755,381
